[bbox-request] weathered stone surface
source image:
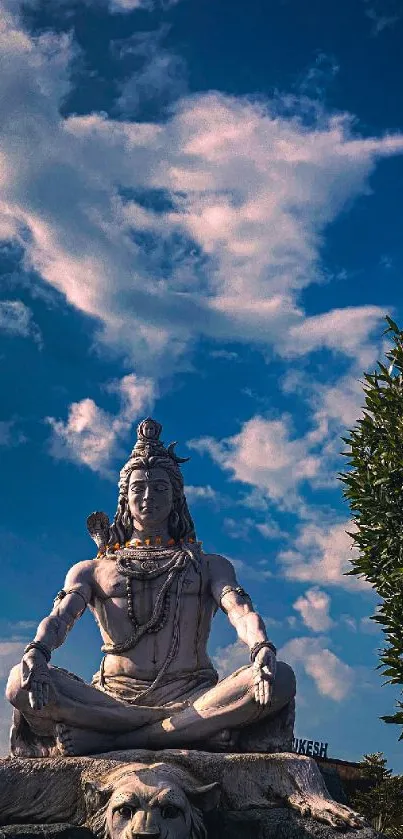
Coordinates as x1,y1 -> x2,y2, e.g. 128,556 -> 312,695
0,828 -> 92,839
0,813 -> 380,839
0,750 -> 372,835
205,809 -> 379,838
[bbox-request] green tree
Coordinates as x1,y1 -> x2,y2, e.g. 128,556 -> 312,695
351,753 -> 403,836
340,317 -> 403,732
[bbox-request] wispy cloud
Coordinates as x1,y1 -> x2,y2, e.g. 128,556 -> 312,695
114,28 -> 187,117
109,0 -> 182,11
230,556 -> 272,583
0,641 -> 25,680
212,639 -> 249,679
184,484 -> 220,504
0,420 -> 26,448
0,300 -> 42,345
361,0 -> 400,34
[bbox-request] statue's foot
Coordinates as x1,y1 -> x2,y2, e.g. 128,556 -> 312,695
203,728 -> 240,752
55,723 -> 113,757
289,793 -> 366,830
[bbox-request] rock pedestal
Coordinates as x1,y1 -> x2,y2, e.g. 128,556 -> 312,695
0,750 -> 379,838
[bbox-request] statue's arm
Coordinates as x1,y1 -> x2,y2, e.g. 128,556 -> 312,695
208,553 -> 276,706
20,561 -> 93,710
31,560 -> 93,654
208,553 -> 268,650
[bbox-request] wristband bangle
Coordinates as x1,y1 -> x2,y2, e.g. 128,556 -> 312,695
24,641 -> 51,663
250,641 -> 277,662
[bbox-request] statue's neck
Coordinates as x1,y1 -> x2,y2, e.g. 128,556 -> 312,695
131,522 -> 171,543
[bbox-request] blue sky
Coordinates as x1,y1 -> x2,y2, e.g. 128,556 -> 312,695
1,0 -> 403,768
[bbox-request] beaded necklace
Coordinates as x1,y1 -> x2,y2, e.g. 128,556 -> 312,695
100,543 -> 202,704
101,543 -> 200,656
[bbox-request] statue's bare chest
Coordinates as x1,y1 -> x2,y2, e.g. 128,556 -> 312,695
92,554 -> 209,603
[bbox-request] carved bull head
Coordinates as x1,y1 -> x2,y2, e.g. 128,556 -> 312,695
84,764 -> 220,839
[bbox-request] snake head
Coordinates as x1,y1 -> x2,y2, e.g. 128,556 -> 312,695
86,511 -> 111,550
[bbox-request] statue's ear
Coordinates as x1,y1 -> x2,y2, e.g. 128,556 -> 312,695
82,778 -> 111,815
187,782 -> 221,812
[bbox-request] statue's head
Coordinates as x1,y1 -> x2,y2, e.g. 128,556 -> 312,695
85,763 -> 220,839
109,418 -> 196,546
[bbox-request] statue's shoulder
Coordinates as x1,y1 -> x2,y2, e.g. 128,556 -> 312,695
64,558 -> 96,588
200,551 -> 236,578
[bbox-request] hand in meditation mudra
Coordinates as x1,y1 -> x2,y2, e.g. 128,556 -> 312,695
6,418 -> 295,757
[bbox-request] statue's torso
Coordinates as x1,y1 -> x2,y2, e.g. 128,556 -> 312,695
88,550 -> 217,681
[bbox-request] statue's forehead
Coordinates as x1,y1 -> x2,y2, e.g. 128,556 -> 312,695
111,776 -> 185,805
129,467 -> 170,483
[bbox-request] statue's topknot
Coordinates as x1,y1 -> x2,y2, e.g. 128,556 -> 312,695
131,417 -> 189,465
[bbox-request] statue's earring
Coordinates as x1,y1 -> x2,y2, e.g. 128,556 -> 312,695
122,505 -> 132,529
169,510 -> 180,533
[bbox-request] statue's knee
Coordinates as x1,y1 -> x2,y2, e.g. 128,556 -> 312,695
6,664 -> 24,708
275,661 -> 296,701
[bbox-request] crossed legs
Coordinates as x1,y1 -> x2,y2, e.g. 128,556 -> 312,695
6,661 -> 296,756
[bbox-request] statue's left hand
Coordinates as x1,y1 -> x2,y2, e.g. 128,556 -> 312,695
21,651 -> 56,711
252,646 -> 277,706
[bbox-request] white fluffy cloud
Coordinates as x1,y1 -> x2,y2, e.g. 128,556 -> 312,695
278,520 -> 368,590
189,415 -> 321,507
293,587 -> 334,631
46,373 -> 155,474
280,636 -> 354,700
0,3 -> 402,377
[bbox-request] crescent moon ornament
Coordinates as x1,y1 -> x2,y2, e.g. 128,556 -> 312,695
167,441 -> 190,463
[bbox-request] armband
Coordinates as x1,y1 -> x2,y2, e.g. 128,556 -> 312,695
219,585 -> 252,611
53,588 -> 88,612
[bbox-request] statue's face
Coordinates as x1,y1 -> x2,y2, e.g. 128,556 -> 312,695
128,467 -> 173,530
106,778 -> 192,839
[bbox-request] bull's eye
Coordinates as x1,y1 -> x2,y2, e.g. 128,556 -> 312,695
115,805 -> 133,820
160,804 -> 180,820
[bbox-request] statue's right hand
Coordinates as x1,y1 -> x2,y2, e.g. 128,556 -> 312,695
21,651 -> 55,711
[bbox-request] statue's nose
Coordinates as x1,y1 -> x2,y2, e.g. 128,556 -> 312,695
130,811 -> 161,838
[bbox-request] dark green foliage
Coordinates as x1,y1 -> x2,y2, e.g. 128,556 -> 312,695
340,317 -> 403,731
351,753 -> 403,836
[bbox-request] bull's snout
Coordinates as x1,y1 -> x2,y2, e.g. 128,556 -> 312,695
130,809 -> 161,838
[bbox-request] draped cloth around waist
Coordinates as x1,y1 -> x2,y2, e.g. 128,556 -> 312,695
91,665 -> 219,710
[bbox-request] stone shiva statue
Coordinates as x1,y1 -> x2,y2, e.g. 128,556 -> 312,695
6,418 -> 296,757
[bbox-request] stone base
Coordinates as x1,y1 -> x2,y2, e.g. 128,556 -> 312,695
0,828 -> 92,839
0,814 -> 379,839
0,750 -> 377,836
